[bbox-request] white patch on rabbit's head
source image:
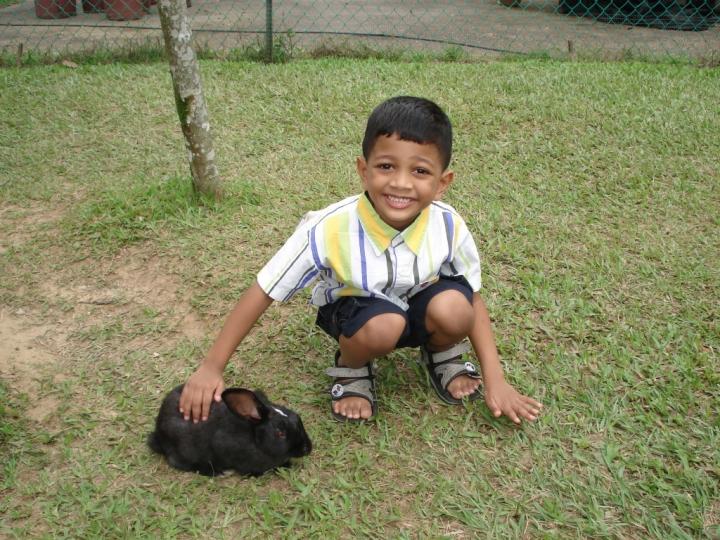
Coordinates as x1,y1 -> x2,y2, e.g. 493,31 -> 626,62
272,406 -> 288,418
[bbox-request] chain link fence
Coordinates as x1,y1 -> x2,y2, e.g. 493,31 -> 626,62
1,0 -> 719,61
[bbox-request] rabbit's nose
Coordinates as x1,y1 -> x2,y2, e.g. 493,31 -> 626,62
297,436 -> 312,456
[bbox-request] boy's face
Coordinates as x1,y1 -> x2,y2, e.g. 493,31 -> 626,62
356,134 -> 454,231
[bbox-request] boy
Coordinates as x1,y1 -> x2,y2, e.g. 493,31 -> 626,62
179,96 -> 542,423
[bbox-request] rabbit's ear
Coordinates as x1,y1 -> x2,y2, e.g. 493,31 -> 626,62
222,389 -> 265,423
253,391 -> 289,418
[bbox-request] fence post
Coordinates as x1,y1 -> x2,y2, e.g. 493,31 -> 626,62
265,0 -> 273,63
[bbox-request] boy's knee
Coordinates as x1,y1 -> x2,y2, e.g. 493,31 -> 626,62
426,290 -> 474,338
354,312 -> 406,354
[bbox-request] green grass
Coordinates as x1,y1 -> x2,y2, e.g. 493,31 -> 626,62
1,37 -> 482,68
0,381 -> 29,490
1,57 -> 719,538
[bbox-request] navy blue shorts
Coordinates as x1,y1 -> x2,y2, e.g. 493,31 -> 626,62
315,276 -> 473,349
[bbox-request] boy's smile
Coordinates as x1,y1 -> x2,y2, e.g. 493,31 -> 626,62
357,134 -> 454,231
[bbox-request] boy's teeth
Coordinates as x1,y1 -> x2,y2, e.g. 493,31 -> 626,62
386,195 -> 411,205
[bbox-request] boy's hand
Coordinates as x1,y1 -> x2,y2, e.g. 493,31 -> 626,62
484,380 -> 542,424
179,365 -> 225,423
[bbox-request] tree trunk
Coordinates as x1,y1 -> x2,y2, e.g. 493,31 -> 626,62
157,0 -> 221,199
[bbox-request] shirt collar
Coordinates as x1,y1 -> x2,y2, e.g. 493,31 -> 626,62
357,193 -> 430,255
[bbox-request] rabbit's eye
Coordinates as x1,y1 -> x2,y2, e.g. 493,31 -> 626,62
275,429 -> 286,439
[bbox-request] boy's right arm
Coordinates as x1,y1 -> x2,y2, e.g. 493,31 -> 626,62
179,281 -> 274,422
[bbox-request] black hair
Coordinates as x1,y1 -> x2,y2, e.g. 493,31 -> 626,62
361,96 -> 453,170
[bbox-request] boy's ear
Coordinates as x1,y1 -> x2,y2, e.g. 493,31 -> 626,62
356,157 -> 368,187
434,170 -> 454,200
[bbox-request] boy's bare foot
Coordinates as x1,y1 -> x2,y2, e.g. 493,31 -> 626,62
420,343 -> 483,405
332,394 -> 374,420
327,359 -> 377,422
332,375 -> 479,418
446,374 -> 481,400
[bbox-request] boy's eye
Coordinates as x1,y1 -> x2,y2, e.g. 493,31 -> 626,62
415,168 -> 430,175
377,163 -> 393,170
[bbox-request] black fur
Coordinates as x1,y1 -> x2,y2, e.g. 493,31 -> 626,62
148,385 -> 312,477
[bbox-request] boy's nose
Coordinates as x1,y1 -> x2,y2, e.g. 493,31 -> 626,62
390,171 -> 412,189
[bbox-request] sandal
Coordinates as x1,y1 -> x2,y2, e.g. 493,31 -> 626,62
419,341 -> 483,405
326,351 -> 378,423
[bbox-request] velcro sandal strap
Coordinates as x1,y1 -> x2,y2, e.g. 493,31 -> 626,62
435,359 -> 481,389
329,378 -> 375,403
325,364 -> 375,379
426,341 -> 471,365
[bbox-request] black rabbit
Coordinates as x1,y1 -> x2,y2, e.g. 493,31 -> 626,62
148,385 -> 312,477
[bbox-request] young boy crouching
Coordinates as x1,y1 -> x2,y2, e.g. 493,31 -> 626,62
179,96 -> 542,424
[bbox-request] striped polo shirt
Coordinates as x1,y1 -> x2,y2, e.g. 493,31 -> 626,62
257,193 -> 481,311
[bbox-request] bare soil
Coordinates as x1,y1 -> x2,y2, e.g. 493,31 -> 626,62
1,212 -> 206,426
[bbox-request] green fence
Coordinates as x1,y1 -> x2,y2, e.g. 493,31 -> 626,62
1,0 -> 719,61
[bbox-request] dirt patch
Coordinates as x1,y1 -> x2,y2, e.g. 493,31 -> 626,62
0,308 -> 63,421
705,498 -> 720,537
0,204 -> 66,254
39,245 -> 209,342
113,252 -> 179,305
2,241 -> 210,430
110,248 -> 209,339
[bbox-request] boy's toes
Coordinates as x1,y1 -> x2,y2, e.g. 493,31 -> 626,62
447,375 -> 481,400
333,396 -> 372,419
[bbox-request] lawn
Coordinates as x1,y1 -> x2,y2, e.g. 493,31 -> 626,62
0,57 -> 718,538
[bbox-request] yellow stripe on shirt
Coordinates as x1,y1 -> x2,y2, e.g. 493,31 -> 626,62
324,212 -> 352,284
337,286 -> 365,297
403,206 -> 430,255
451,213 -> 462,251
357,194 -> 394,253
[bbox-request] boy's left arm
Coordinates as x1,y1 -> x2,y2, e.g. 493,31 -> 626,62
468,292 -> 543,424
